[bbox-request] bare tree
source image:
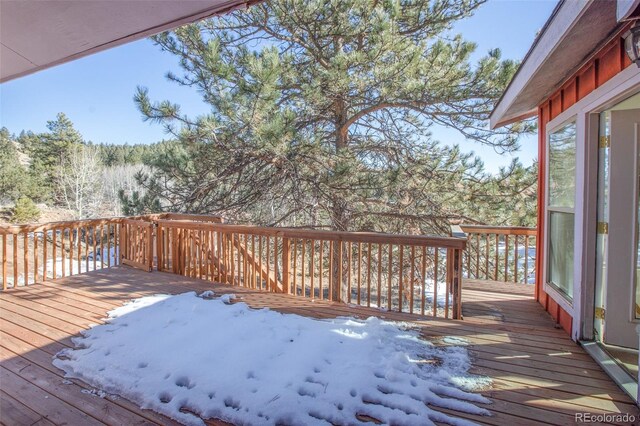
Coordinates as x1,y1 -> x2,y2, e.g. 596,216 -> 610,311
101,164 -> 149,216
57,145 -> 104,219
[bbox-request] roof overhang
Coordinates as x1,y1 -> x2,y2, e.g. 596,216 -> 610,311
490,0 -> 635,129
0,0 -> 257,83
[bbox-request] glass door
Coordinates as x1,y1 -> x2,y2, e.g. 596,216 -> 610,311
593,93 -> 640,380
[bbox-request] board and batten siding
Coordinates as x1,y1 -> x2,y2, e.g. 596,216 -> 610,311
536,30 -> 634,334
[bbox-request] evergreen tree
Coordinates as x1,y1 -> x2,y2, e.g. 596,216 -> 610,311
35,113 -> 84,168
0,128 -> 28,203
134,0 -> 534,234
0,128 -> 44,203
12,196 -> 40,223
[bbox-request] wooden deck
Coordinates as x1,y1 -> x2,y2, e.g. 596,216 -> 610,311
0,267 -> 638,425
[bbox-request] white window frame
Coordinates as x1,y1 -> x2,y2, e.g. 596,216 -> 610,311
544,118 -> 577,315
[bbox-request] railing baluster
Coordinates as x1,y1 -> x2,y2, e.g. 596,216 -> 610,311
43,230 -> 48,282
494,234 -> 499,281
356,242 -> 361,305
445,249 -> 450,319
100,225 -> 104,270
367,242 -> 372,307
292,238 -> 297,295
328,240 -> 334,301
420,246 -> 426,315
265,236 -> 269,291
68,228 -> 73,275
78,226 -> 82,273
524,235 -> 529,284
318,240 -> 323,299
310,239 -> 315,298
475,233 -> 480,279
485,234 -> 490,280
409,245 -> 415,314
504,234 -> 509,282
346,242 -> 352,303
84,226 -> 89,272
92,226 -> 97,272
282,237 -> 291,294
377,243 -> 382,308
34,231 -> 38,283
433,249 -> 439,317
23,232 -> 28,284
514,235 -> 519,283
398,245 -> 404,312
466,234 -> 472,278
53,230 -> 58,279
387,244 -> 392,311
1,235 -> 5,289
336,241 -> 343,303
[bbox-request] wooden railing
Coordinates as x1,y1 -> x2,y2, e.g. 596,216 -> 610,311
0,213 -> 222,289
457,225 -> 537,285
0,218 -> 123,290
156,220 -> 466,319
0,214 -> 467,319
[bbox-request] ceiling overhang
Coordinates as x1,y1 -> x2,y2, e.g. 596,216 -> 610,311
490,0 -> 635,129
0,0 -> 257,83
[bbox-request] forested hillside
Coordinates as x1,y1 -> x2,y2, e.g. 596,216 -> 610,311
0,113 -> 166,223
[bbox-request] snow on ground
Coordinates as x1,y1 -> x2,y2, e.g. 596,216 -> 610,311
54,292 -> 491,426
4,247 -> 119,287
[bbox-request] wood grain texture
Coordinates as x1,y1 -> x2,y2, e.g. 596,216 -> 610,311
0,267 -> 636,425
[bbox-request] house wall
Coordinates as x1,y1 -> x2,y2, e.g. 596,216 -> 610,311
536,32 -> 633,335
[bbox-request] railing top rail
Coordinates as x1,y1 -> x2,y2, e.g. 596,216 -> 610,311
156,219 -> 467,249
0,213 -> 225,235
162,213 -> 224,223
459,224 -> 537,236
122,218 -> 155,228
0,217 -> 124,235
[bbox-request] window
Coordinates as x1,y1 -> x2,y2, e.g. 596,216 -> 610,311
547,121 -> 576,300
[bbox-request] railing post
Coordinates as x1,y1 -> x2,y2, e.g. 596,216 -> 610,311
282,237 -> 291,294
450,225 -> 467,280
156,222 -> 162,272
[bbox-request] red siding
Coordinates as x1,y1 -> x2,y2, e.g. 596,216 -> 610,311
536,32 -> 634,336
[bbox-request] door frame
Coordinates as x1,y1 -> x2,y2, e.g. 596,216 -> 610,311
543,65 -> 640,342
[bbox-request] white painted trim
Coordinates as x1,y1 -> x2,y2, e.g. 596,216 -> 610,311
490,0 -> 593,128
543,282 -> 575,317
581,340 -> 638,402
581,113 -> 601,341
572,112 -> 589,341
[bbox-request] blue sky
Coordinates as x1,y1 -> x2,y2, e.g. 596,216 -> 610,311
0,0 -> 557,173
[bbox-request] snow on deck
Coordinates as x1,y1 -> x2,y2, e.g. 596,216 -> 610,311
54,291 -> 491,425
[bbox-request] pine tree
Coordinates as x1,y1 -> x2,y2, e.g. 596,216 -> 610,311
0,128 -> 28,203
134,0 -> 535,234
37,113 -> 83,165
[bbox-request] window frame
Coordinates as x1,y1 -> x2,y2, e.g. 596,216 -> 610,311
544,117 -> 578,310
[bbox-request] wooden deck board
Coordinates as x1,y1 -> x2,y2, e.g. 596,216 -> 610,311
1,267 -> 638,425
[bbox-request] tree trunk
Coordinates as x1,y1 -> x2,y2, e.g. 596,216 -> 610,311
330,101 -> 351,302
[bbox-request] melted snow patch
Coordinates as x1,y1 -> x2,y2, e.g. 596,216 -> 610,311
54,292 -> 491,425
